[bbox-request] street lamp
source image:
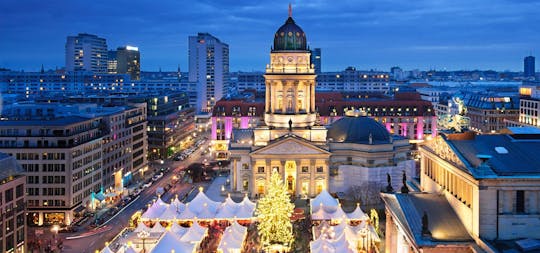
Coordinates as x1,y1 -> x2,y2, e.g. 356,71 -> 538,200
51,225 -> 60,251
51,225 -> 59,238
137,230 -> 150,253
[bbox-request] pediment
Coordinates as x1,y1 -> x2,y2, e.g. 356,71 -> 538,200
251,137 -> 330,156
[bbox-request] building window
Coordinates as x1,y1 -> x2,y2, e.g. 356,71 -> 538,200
242,163 -> 249,170
347,157 -> 353,165
516,190 -> 525,213
257,167 -> 265,173
301,166 -> 309,173
272,166 -> 279,173
242,179 -> 249,191
316,166 -> 324,173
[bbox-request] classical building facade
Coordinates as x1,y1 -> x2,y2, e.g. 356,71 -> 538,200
381,131 -> 540,253
227,10 -> 413,199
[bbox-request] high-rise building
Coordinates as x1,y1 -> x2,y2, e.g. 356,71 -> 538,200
524,55 -> 536,78
107,50 -> 117,74
188,33 -> 229,113
116,46 -> 141,80
0,153 -> 26,253
65,33 -> 108,73
310,48 -> 321,73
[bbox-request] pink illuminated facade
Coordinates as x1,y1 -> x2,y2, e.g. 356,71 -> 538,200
211,90 -> 436,159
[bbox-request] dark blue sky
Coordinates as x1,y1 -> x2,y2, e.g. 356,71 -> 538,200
1,0 -> 539,72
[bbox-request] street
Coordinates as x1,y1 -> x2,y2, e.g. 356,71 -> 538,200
59,136 -> 212,253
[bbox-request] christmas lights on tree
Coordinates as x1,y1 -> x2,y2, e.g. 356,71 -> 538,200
256,169 -> 294,250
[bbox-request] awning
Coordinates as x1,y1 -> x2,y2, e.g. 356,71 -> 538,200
94,192 -> 106,201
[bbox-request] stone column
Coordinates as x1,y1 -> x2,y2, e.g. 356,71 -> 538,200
232,158 -> 237,191
294,84 -> 299,113
310,82 -> 316,113
265,82 -> 270,113
305,83 -> 310,114
385,210 -> 394,253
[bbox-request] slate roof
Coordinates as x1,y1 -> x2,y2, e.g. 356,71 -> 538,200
448,134 -> 540,176
381,193 -> 473,247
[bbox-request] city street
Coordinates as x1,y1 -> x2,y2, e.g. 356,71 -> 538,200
59,136 -> 212,253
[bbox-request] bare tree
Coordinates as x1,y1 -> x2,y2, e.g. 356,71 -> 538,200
347,182 -> 383,206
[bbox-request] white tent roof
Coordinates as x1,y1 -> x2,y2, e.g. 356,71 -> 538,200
311,189 -> 339,212
310,233 -> 358,253
189,189 -> 220,214
311,204 -> 348,220
178,203 -> 197,220
229,220 -> 247,234
133,222 -> 150,233
216,203 -> 238,219
160,204 -> 179,220
100,246 -> 114,253
172,197 -> 185,210
170,222 -> 188,237
235,204 -> 255,219
240,194 -> 256,210
179,221 -> 208,244
150,221 -> 167,234
122,246 -> 138,253
310,237 -> 335,253
150,231 -> 196,253
141,198 -> 167,220
347,203 -> 369,221
218,221 -> 247,252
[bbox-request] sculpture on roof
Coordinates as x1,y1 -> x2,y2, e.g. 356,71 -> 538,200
385,173 -> 394,193
422,211 -> 431,236
288,118 -> 293,131
401,170 -> 409,194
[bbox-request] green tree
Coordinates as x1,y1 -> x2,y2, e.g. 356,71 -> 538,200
256,170 -> 294,250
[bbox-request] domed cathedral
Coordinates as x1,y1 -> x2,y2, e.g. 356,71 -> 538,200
227,5 -> 414,199
264,4 -> 316,129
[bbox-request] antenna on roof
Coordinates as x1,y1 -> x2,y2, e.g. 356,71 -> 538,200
288,3 -> 292,17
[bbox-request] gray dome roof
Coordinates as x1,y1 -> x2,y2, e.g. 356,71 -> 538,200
273,17 -> 307,51
327,117 -> 391,144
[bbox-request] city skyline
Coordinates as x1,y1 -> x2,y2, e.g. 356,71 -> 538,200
1,0 -> 539,72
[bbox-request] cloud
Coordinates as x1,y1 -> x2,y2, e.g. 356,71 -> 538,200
0,0 -> 539,71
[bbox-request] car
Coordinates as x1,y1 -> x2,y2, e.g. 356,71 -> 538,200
143,181 -> 152,188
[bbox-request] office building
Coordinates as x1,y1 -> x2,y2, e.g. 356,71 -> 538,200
107,50 -> 117,74
232,68 -> 389,94
65,33 -> 108,73
462,93 -> 519,133
0,102 -> 148,225
524,55 -> 535,79
0,153 -> 26,253
116,46 -> 141,80
310,48 -> 321,73
316,67 -> 389,93
0,116 -> 104,226
188,33 -> 230,113
128,92 -> 194,160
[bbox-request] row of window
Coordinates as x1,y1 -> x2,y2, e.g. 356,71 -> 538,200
0,184 -> 24,205
255,166 -> 324,173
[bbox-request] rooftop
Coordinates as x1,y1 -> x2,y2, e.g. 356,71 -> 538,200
0,116 -> 93,127
381,193 -> 473,246
447,133 -> 540,176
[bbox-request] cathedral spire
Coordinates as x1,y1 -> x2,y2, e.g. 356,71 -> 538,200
288,3 -> 292,17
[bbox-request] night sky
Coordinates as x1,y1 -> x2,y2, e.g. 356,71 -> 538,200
1,0 -> 539,72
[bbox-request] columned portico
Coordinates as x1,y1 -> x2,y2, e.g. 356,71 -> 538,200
245,136 -> 331,198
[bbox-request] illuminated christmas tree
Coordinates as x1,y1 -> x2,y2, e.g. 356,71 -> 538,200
256,169 -> 294,251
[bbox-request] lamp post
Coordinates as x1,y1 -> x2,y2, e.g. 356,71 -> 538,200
137,230 -> 149,253
51,225 -> 60,251
360,231 -> 367,252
